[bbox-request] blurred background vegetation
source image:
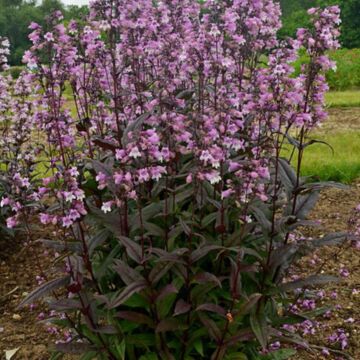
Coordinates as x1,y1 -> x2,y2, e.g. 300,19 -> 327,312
0,0 -> 88,65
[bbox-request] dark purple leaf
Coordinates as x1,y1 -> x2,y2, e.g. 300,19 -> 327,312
234,294 -> 262,317
230,258 -> 242,298
279,275 -> 339,292
108,280 -> 147,309
49,299 -> 82,311
112,259 -> 144,285
149,262 -> 174,285
93,325 -> 118,334
225,328 -> 254,346
117,311 -> 154,326
292,191 -> 320,219
118,236 -> 143,264
92,138 -> 117,152
174,299 -> 191,316
156,318 -> 186,333
156,284 -> 178,302
144,222 -> 165,238
179,217 -> 191,236
18,276 -> 71,308
311,232 -> 349,248
39,239 -> 82,253
193,272 -> 222,288
196,303 -> 226,317
55,342 -> 95,354
199,314 -> 221,341
88,228 -> 111,255
190,245 -> 222,263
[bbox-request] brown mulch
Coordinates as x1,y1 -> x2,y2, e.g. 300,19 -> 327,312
292,185 -> 360,359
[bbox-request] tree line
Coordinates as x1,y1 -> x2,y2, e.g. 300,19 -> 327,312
0,0 -> 88,65
280,0 -> 360,48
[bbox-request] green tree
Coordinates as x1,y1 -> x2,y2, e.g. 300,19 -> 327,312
0,0 -> 88,65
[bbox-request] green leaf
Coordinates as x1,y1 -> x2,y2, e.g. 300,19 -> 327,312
194,339 -> 204,357
108,280 -> 147,308
115,339 -> 126,360
250,312 -> 268,350
80,351 -> 98,360
139,354 -> 159,360
224,353 -> 248,360
259,349 -> 297,360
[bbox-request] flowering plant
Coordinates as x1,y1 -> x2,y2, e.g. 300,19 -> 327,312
0,1 -> 349,359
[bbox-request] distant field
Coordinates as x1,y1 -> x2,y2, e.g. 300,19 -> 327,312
325,90 -> 360,108
288,106 -> 360,183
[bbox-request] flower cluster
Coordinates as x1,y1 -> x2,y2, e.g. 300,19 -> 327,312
0,37 -> 10,71
16,1 -> 341,232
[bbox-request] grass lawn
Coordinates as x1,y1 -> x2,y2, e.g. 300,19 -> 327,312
325,90 -> 360,108
287,130 -> 360,183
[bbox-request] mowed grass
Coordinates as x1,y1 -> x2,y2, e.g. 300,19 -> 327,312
282,91 -> 360,183
325,90 -> 360,108
286,131 -> 360,183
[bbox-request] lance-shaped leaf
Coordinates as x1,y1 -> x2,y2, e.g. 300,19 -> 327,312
156,318 -> 187,333
156,284 -> 178,302
117,236 -> 143,264
249,204 -> 272,233
193,272 -> 222,288
108,280 -> 147,309
198,314 -> 221,341
310,232 -> 349,248
234,294 -> 262,318
196,303 -> 226,317
143,222 -> 165,238
277,158 -> 297,195
174,299 -> 191,316
149,261 -> 174,285
88,228 -> 111,255
122,112 -> 150,145
291,191 -> 320,219
39,239 -> 82,254
112,259 -> 144,285
298,181 -> 348,192
88,205 -> 122,236
117,311 -> 154,326
92,137 -> 117,152
18,276 -> 70,308
54,342 -> 96,354
190,245 -> 223,263
49,299 -> 82,311
268,244 -> 299,277
130,203 -> 162,232
250,312 -> 268,350
225,328 -> 254,347
279,275 -> 339,292
230,258 -> 242,298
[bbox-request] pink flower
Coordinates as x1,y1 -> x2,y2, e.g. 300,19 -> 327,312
44,32 -> 54,42
101,201 -> 113,213
6,216 -> 18,228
